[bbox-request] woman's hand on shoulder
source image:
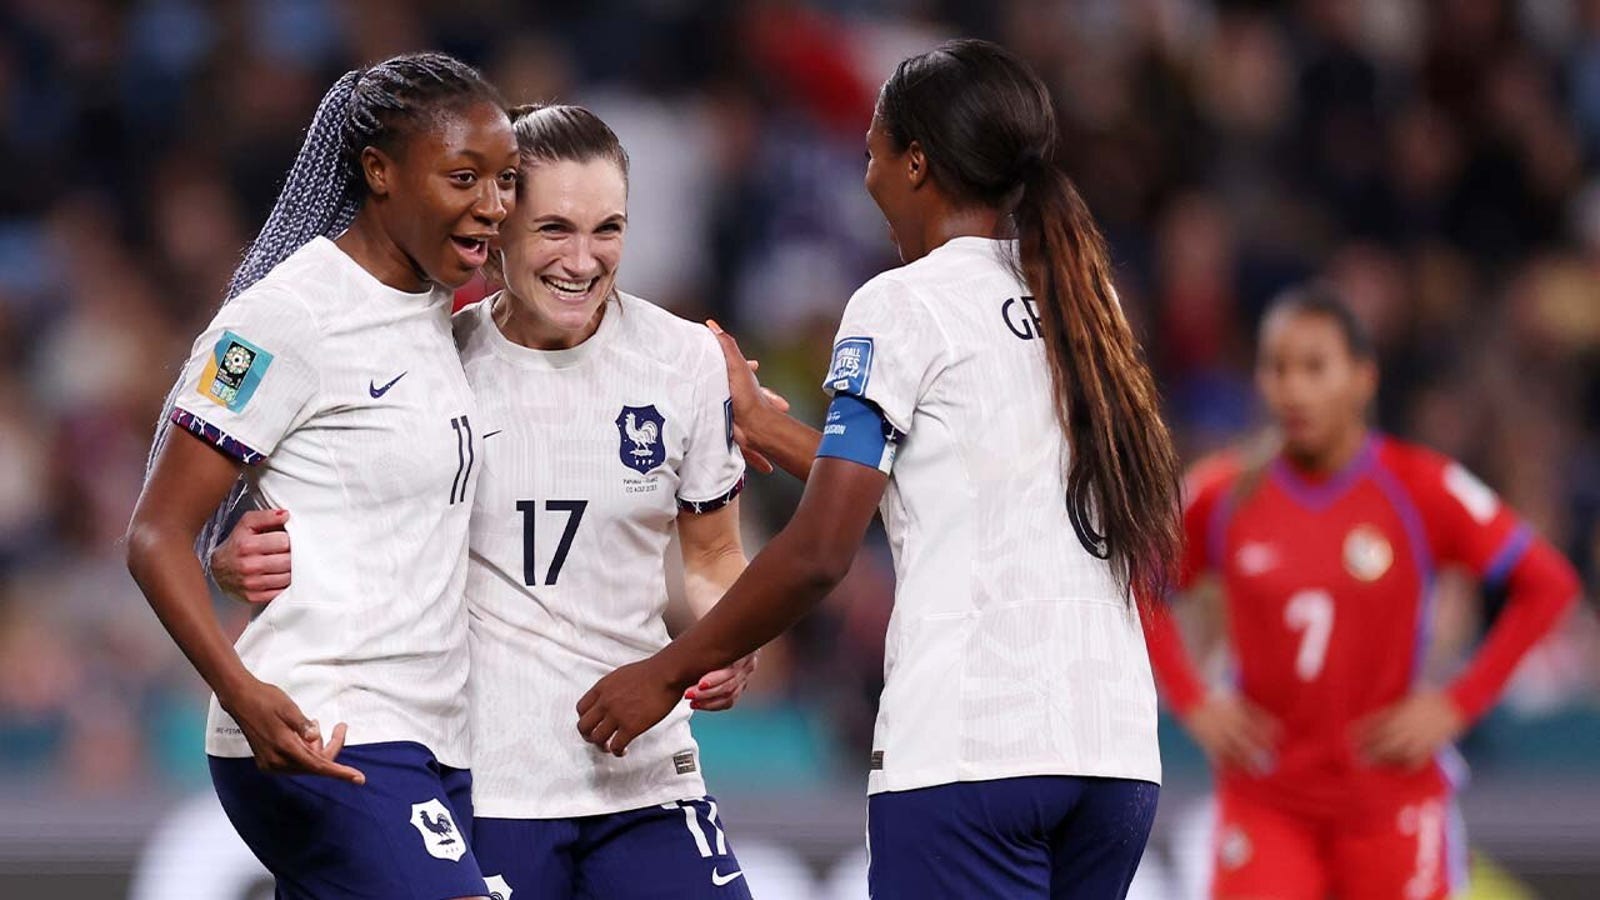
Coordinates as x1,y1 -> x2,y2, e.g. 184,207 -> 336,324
707,320 -> 789,474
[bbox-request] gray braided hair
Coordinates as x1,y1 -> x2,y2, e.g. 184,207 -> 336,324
146,52 -> 504,568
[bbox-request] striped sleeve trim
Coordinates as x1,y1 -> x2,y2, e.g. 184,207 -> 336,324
678,474 -> 746,515
170,408 -> 265,466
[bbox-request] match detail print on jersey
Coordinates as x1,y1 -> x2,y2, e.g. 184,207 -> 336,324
199,330 -> 273,412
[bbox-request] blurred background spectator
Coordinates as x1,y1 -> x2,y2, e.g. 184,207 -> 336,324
1,0 -> 1596,896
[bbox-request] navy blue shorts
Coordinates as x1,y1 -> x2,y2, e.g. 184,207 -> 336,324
473,796 -> 752,900
867,775 -> 1159,899
210,741 -> 488,900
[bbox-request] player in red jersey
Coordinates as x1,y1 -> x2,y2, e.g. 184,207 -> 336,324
1143,286 -> 1581,899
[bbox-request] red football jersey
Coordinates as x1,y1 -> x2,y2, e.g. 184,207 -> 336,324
1172,434 -> 1533,818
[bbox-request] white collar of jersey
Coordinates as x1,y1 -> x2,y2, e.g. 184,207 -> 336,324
311,236 -> 451,309
480,289 -> 623,370
933,234 -> 1015,256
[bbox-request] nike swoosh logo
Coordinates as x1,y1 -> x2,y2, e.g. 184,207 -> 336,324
711,868 -> 744,887
369,372 -> 407,398
483,430 -> 503,439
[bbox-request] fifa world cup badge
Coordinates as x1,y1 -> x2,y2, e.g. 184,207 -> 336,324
199,330 -> 273,412
1343,524 -> 1393,582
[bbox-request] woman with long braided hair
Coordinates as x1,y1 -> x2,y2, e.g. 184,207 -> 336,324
577,40 -> 1181,898
125,52 -> 518,899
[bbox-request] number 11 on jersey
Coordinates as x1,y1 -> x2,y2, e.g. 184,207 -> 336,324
517,499 -> 588,586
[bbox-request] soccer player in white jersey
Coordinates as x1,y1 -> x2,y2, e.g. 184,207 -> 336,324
578,40 -> 1184,899
214,104 -> 758,899
125,53 -> 519,900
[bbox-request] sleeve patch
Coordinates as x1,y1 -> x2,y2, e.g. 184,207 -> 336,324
170,408 -> 265,466
826,337 -> 873,396
678,474 -> 746,514
1444,463 -> 1499,524
198,330 -> 274,412
723,397 -> 735,451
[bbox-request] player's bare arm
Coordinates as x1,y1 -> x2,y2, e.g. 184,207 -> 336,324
675,498 -> 757,711
578,456 -> 886,755
709,322 -> 820,481
126,430 -> 361,783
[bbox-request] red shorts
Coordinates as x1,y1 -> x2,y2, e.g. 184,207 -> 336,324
1210,786 -> 1465,900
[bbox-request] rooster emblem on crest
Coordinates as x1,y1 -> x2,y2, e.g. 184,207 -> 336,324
615,404 -> 666,474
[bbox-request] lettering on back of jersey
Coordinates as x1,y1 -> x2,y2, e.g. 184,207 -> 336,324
828,337 -> 873,395
1001,296 -> 1043,340
616,404 -> 666,474
198,330 -> 273,412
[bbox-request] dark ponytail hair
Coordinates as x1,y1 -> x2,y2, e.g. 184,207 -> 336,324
149,51 -> 505,565
878,40 -> 1182,603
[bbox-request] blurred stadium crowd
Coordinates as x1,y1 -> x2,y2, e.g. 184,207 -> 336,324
1,0 -> 1597,803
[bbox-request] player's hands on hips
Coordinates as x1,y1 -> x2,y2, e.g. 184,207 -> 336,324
577,657 -> 681,756
685,652 -> 758,711
706,319 -> 790,474
1354,690 -> 1465,770
1183,692 -> 1280,775
217,676 -> 365,784
210,508 -> 292,604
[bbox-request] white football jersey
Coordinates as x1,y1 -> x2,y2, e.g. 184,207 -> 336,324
172,237 -> 479,766
821,236 -> 1162,794
455,291 -> 745,819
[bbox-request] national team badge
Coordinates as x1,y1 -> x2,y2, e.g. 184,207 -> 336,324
616,404 -> 666,474
198,330 -> 273,412
409,799 -> 466,862
484,874 -> 514,899
827,337 -> 873,395
1343,524 -> 1393,582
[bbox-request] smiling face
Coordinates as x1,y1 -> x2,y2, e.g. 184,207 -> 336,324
497,157 -> 627,349
370,100 -> 521,289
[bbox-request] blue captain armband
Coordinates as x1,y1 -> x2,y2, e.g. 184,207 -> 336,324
816,394 -> 900,474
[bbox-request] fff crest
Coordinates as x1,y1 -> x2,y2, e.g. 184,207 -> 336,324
616,404 -> 666,474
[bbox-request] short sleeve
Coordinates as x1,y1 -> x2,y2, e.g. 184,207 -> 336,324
1405,448 -> 1529,583
820,279 -> 947,436
676,330 -> 746,513
170,287 -> 322,465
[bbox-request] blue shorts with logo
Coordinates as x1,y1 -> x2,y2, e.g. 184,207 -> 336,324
209,741 -> 488,900
473,796 -> 753,900
867,775 -> 1159,899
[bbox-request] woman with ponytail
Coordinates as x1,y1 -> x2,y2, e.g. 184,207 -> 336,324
578,39 -> 1179,898
125,52 -> 518,899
